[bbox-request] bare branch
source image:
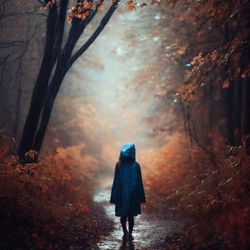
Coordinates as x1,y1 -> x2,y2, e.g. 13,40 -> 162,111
0,11 -> 47,22
66,1 -> 119,71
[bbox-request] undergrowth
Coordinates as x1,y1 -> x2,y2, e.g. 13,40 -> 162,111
0,130 -> 113,249
143,132 -> 250,250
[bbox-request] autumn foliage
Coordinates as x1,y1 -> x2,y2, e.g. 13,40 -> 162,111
141,132 -> 250,249
0,130 -> 112,249
66,0 -> 99,23
137,0 -> 250,248
1,0 -> 250,249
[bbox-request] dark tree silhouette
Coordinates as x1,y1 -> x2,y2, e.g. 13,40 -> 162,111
175,0 -> 250,148
18,0 -> 121,162
0,1 -> 43,139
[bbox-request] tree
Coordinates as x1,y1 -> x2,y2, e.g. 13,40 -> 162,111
0,0 -> 44,139
18,0 -> 123,162
172,0 -> 250,148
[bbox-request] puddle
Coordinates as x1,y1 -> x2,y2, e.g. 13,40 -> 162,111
93,185 -> 174,250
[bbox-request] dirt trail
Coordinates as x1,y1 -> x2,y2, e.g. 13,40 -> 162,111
93,175 -> 183,250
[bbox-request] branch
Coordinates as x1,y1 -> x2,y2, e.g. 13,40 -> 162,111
37,0 -> 50,5
191,119 -> 219,168
0,9 -> 47,22
0,41 -> 27,49
66,1 -> 119,71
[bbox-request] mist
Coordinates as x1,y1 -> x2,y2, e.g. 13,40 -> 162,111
43,4 -> 179,170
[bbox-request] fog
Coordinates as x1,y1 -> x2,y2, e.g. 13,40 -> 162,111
43,4 -> 179,170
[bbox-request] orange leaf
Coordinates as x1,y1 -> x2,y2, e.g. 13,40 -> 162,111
98,3 -> 104,12
222,80 -> 230,89
127,0 -> 136,11
66,16 -> 73,24
176,46 -> 187,55
83,1 -> 92,10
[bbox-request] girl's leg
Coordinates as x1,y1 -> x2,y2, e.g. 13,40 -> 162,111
120,216 -> 128,236
128,216 -> 134,238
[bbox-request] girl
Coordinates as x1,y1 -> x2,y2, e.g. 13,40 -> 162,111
110,143 -> 146,241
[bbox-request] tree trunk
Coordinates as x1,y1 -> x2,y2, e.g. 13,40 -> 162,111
18,1 -> 119,161
240,46 -> 250,137
18,5 -> 58,160
32,17 -> 87,153
32,2 -> 117,154
33,72 -> 66,152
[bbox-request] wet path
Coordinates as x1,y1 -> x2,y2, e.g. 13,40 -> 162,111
93,177 -> 183,250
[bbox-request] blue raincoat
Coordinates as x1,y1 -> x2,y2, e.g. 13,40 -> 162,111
110,144 -> 146,217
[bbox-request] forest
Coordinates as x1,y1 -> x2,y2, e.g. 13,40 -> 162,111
0,0 -> 250,249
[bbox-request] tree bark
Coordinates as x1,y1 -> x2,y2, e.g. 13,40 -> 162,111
240,46 -> 249,137
18,5 -> 58,160
18,1 -> 119,161
32,2 -> 118,154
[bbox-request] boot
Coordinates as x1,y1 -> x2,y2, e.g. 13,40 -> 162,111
128,216 -> 134,241
120,216 -> 128,240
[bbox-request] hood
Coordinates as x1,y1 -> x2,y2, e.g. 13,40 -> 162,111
119,143 -> 136,160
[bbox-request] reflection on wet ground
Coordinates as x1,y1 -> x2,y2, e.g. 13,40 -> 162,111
94,187 -> 177,250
